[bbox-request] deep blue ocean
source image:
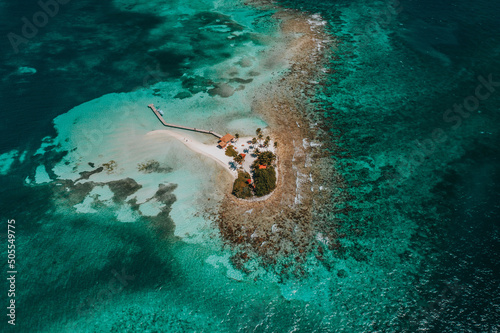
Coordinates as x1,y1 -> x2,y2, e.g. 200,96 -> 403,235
1,0 -> 499,332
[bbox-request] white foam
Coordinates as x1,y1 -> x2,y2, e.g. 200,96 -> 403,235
316,232 -> 330,245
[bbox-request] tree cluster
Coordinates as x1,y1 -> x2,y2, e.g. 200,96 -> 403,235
253,166 -> 276,197
252,151 -> 276,169
225,145 -> 238,158
251,151 -> 277,197
232,171 -> 253,199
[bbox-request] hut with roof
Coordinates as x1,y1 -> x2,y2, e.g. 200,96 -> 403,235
218,133 -> 235,149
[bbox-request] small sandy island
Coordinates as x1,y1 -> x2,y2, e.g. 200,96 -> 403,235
214,5 -> 340,273
146,130 -> 277,180
148,3 -> 339,274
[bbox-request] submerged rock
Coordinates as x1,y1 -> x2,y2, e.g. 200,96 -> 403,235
208,83 -> 235,98
107,178 -> 142,202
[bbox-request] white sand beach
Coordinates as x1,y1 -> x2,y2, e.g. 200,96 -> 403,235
147,129 -> 239,177
146,129 -> 276,180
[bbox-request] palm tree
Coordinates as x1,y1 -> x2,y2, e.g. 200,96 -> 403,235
251,137 -> 257,146
235,133 -> 239,142
274,141 -> 278,149
234,154 -> 243,164
257,133 -> 263,145
256,128 -> 261,136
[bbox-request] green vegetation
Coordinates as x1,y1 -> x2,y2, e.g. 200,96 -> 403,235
251,151 -> 277,197
229,131 -> 279,199
234,154 -> 244,164
232,171 -> 253,199
252,151 -> 276,168
263,138 -> 270,147
253,166 -> 276,197
225,145 -> 238,158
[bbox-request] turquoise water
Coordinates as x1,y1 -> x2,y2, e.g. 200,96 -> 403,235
1,0 -> 499,331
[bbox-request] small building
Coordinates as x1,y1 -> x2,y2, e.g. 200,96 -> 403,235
240,153 -> 246,159
259,165 -> 267,169
218,134 -> 235,148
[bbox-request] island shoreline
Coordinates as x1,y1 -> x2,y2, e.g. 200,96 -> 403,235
216,2 -> 336,267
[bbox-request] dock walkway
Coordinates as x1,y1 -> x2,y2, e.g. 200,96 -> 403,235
148,104 -> 222,138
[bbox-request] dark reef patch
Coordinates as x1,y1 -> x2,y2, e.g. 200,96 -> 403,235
208,83 -> 235,97
76,167 -> 104,182
153,183 -> 178,205
51,179 -> 95,207
230,78 -> 254,84
181,75 -> 213,95
137,160 -> 173,174
174,91 -> 193,99
107,178 -> 143,202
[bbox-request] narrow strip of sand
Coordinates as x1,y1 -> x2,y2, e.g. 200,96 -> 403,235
146,130 -> 238,177
146,130 -> 270,180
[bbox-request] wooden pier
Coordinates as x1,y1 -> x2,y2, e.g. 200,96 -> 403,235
148,104 -> 222,138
